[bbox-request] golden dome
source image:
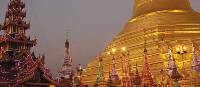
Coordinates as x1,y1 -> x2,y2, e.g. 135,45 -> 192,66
83,0 -> 200,86
119,0 -> 200,35
133,0 -> 192,17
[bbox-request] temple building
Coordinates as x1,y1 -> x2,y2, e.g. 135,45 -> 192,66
0,0 -> 57,86
58,34 -> 74,87
82,0 -> 200,86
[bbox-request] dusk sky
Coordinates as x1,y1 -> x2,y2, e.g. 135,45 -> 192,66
0,0 -> 200,76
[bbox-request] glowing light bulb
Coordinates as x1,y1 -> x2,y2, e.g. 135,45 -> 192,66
176,47 -> 180,51
112,48 -> 116,53
121,47 -> 126,51
183,46 -> 187,50
107,52 -> 111,55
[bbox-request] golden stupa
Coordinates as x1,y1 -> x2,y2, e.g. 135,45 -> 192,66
82,0 -> 200,86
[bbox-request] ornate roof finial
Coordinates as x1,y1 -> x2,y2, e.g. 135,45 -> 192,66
143,25 -> 147,53
65,32 -> 69,49
64,32 -> 72,65
144,39 -> 147,53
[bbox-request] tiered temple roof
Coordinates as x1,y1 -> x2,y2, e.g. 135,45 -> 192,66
0,0 -> 58,86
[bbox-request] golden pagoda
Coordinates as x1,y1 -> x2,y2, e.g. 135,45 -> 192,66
82,0 -> 200,86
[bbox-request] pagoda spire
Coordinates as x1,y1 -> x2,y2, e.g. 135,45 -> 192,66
94,56 -> 106,87
111,54 -> 120,81
107,51 -> 120,86
192,46 -> 200,71
64,32 -> 72,66
0,0 -> 36,60
167,49 -> 177,73
58,33 -> 74,87
120,53 -> 132,87
167,49 -> 182,87
141,40 -> 157,87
